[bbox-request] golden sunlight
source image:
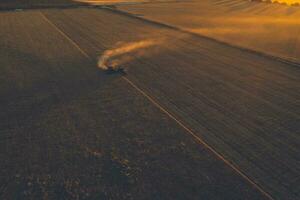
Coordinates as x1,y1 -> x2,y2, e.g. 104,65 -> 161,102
270,0 -> 300,5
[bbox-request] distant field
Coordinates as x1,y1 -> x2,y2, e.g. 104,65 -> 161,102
118,0 -> 300,63
75,0 -> 177,6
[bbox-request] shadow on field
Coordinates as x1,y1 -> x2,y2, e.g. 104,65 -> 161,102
0,0 -> 87,10
0,45 -> 134,199
0,44 -> 123,131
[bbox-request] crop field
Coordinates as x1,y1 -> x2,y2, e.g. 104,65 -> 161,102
118,0 -> 300,63
0,2 -> 299,200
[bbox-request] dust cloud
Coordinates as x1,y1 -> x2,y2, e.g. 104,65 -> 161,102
98,39 -> 162,70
